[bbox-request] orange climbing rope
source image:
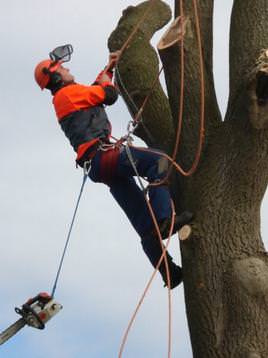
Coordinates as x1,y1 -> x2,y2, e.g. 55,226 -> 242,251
118,200 -> 176,358
148,0 -> 205,183
119,140 -> 174,357
169,0 -> 205,177
110,0 -> 206,356
132,66 -> 164,126
116,0 -> 205,179
104,2 -> 174,357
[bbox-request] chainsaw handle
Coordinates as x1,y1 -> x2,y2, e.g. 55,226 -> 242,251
26,292 -> 51,306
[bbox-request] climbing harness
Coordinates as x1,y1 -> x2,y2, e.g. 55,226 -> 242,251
0,293 -> 62,345
99,145 -> 120,185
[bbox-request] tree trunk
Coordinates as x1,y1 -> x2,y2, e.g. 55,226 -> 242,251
108,1 -> 268,357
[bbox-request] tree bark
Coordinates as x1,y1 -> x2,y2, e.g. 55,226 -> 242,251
108,1 -> 268,357
108,0 -> 175,151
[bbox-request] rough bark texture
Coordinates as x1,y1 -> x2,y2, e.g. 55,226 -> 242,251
108,0 -> 174,150
108,0 -> 268,357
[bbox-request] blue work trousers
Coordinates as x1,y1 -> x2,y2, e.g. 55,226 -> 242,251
88,146 -> 172,237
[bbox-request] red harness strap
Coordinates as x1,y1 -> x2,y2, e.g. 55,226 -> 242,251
99,147 -> 120,185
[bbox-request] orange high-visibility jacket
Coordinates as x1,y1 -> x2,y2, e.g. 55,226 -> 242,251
52,79 -> 118,164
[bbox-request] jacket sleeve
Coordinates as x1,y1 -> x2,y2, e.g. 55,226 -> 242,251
87,84 -> 118,106
93,69 -> 119,105
102,84 -> 119,105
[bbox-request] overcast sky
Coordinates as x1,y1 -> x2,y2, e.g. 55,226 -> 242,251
1,1 -> 267,358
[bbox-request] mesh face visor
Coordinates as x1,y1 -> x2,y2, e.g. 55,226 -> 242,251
49,44 -> 73,63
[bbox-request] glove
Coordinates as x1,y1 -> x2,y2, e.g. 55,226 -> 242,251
95,69 -> 113,84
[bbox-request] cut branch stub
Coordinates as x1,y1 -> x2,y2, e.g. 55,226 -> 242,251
157,16 -> 187,51
178,224 -> 192,241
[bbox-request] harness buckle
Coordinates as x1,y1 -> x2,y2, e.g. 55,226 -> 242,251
99,143 -> 116,152
83,160 -> 92,175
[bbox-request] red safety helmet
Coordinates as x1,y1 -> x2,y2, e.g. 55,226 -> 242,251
34,59 -> 62,90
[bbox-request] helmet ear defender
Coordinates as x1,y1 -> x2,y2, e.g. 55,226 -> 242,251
42,66 -> 63,88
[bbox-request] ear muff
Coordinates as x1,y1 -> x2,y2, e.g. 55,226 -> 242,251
49,72 -> 63,86
42,68 -> 63,88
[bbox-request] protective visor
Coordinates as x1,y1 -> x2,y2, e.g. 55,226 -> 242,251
49,44 -> 73,63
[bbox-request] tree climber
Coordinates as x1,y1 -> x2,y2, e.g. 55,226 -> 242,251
34,46 -> 193,289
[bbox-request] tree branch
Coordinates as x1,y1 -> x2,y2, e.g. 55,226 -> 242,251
159,0 -> 221,170
108,0 -> 175,151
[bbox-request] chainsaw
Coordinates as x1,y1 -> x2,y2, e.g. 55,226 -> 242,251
0,292 -> 62,345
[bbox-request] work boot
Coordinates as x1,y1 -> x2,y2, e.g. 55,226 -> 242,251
141,233 -> 183,289
159,260 -> 183,289
157,211 -> 193,240
141,236 -> 182,289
